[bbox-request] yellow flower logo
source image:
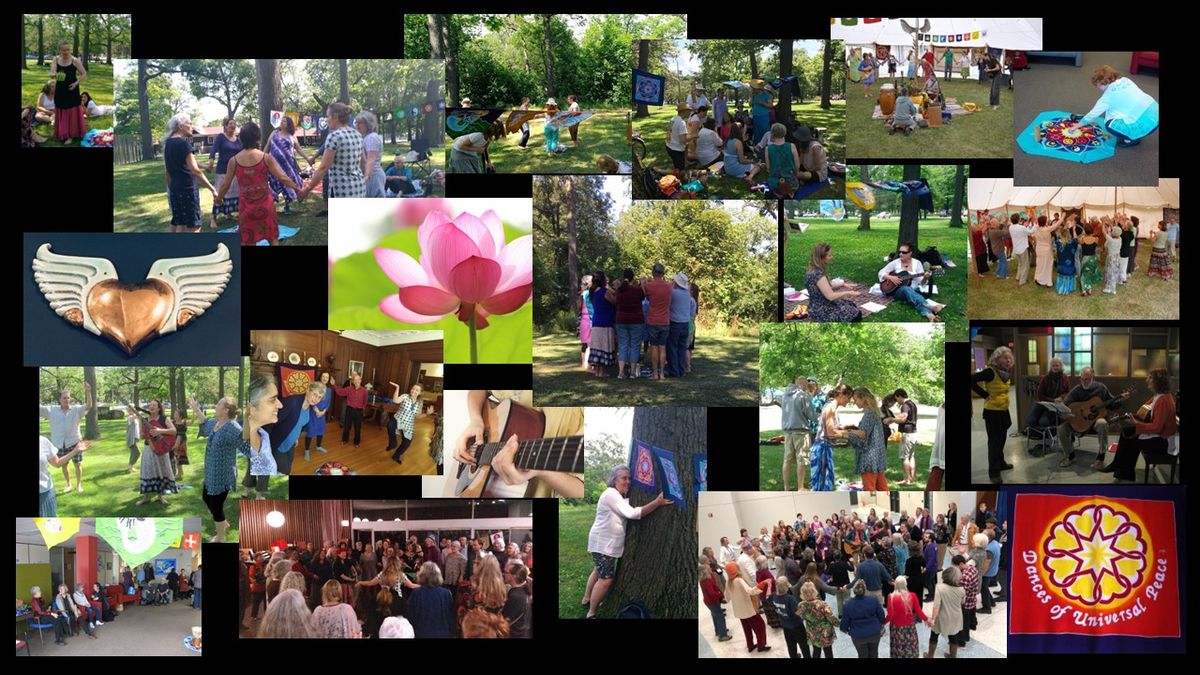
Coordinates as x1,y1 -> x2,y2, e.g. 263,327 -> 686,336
1041,502 -> 1149,607
286,371 -> 311,396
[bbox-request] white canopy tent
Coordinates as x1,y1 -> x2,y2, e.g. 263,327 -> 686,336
968,178 -> 1180,238
832,18 -> 1043,50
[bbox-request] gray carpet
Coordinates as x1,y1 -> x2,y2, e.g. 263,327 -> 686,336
1013,52 -> 1159,186
19,598 -> 202,657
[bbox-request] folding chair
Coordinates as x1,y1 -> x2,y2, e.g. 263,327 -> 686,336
407,137 -> 434,178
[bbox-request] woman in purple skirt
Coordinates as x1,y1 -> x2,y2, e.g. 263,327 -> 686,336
265,116 -> 315,215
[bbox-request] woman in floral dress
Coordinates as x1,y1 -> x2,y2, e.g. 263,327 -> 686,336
798,580 -> 838,658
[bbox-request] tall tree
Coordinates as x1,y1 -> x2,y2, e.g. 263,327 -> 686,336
37,15 -> 45,66
820,39 -> 834,109
898,164 -> 922,249
179,59 -> 256,120
81,14 -> 91,68
635,40 -> 650,118
83,367 -> 98,439
540,14 -> 556,97
598,407 -> 702,618
218,366 -> 226,399
857,165 -> 871,231
135,59 -> 187,160
777,39 -> 794,121
948,164 -> 965,228
338,59 -> 350,104
564,176 -> 580,303
427,15 -> 458,105
256,59 -> 282,157
73,14 -> 80,55
21,16 -> 26,69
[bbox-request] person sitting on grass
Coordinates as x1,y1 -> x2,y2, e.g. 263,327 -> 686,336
878,242 -> 946,322
1070,65 -> 1159,149
80,92 -> 114,117
793,126 -> 827,185
722,121 -> 762,184
888,85 -> 920,136
34,81 -> 55,125
764,123 -> 800,198
385,153 -> 417,195
694,118 -> 723,169
595,154 -> 631,174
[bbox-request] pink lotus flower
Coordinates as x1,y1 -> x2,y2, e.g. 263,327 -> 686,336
375,210 -> 531,330
394,198 -> 451,228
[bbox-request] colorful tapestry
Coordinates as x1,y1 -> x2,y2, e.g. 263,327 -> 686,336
820,200 -> 846,220
317,115 -> 328,132
445,108 -> 504,139
278,364 -> 316,398
630,440 -> 656,491
300,114 -> 314,130
1017,110 -> 1117,164
153,558 -> 175,576
847,182 -> 876,210
652,445 -> 686,508
95,518 -> 184,567
633,69 -> 666,106
693,453 -> 707,493
544,110 -> 594,130
505,110 -> 543,134
1010,493 -> 1180,640
269,110 -> 283,129
34,517 -> 81,548
284,112 -> 300,131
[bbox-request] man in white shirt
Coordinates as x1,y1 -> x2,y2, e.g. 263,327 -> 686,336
718,537 -> 738,565
665,101 -> 689,171
1008,213 -> 1037,285
39,382 -> 93,494
685,85 -> 710,112
736,543 -> 757,586
878,242 -> 945,321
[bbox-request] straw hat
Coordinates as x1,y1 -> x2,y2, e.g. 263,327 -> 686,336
673,272 -> 689,289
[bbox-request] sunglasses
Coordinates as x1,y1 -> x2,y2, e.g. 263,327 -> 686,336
899,249 -> 912,254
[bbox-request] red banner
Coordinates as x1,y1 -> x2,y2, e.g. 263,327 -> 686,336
1010,494 -> 1179,638
278,365 -> 316,398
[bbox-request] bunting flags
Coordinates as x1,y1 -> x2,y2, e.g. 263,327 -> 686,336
269,110 -> 283,128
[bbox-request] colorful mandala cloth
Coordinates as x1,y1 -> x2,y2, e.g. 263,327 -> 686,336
633,69 -> 665,106
1017,110 -> 1117,164
315,461 -> 356,476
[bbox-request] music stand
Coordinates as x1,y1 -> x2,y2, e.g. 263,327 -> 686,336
1028,401 -> 1070,458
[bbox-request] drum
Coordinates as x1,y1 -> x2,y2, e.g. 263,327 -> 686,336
879,84 -> 896,116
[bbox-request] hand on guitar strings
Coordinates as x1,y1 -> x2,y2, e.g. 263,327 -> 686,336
491,434 -> 537,486
454,419 -> 487,467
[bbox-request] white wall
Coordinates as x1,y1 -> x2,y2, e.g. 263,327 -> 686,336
929,491 -> 978,523
15,542 -> 49,564
698,492 -> 855,552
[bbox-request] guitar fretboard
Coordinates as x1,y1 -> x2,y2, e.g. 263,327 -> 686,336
473,435 -> 585,473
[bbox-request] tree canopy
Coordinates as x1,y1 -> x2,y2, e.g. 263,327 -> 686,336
846,164 -> 968,216
22,14 -> 130,65
759,324 -> 945,406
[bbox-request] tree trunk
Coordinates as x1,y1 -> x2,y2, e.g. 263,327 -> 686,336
21,17 -> 26,69
37,16 -> 44,67
131,368 -> 140,411
777,39 -> 794,123
218,366 -> 226,400
635,41 -> 650,119
177,370 -> 188,420
256,59 -> 282,153
820,39 -> 834,109
83,367 -> 99,440
541,15 -> 556,98
168,367 -> 179,417
948,164 -> 965,228
565,176 -> 579,304
73,15 -> 80,56
428,15 -> 458,106
898,164 -> 922,249
857,165 -> 871,231
600,407 -> 703,618
82,14 -> 90,69
338,59 -> 350,104
749,48 -> 759,79
237,361 -> 246,425
425,77 -> 443,147
137,59 -> 154,161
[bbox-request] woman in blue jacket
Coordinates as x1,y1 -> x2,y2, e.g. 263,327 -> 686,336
840,580 -> 886,658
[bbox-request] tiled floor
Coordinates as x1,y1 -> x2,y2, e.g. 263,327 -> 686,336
699,583 -> 1007,658
970,395 -> 1178,485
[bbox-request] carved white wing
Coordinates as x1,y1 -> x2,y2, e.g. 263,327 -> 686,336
31,244 -> 118,336
145,243 -> 233,335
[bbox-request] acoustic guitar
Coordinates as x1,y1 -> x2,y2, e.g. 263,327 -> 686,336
1066,387 -> 1134,434
880,267 -> 946,295
454,398 -> 584,498
842,532 -> 863,557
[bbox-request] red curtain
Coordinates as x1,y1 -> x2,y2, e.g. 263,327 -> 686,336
238,500 -> 352,551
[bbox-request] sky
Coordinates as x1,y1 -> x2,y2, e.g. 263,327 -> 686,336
671,39 -> 826,78
584,406 -> 633,447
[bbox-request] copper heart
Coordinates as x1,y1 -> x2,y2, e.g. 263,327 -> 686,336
86,279 -> 175,355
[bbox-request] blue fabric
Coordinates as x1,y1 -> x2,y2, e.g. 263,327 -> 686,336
985,540 -> 1002,577
810,439 -> 836,491
840,595 -> 885,639
706,600 -> 728,636
723,144 -> 753,177
199,416 -> 242,496
771,592 -> 802,629
995,251 -> 1009,279
853,559 -> 892,591
632,69 -> 666,106
616,323 -> 642,362
645,324 -> 668,346
893,285 -> 932,317
669,287 -> 693,323
589,288 -> 615,327
38,488 -> 56,517
666,322 -> 688,376
218,224 -> 300,245
1017,110 -> 1117,164
752,92 -> 772,136
651,445 -> 687,507
280,407 -> 310,455
407,586 -> 454,638
306,389 -> 333,437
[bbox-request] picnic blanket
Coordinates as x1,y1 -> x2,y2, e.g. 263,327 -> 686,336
219,224 -> 300,246
784,281 -> 894,321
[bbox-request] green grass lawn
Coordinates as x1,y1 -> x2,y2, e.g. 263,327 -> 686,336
558,502 -> 596,619
846,76 -> 1013,159
758,426 -> 932,491
785,218 -> 967,341
23,61 -> 114,147
466,108 -> 631,174
634,102 -> 846,200
532,330 -> 759,407
113,150 -> 327,245
967,242 -> 1179,320
40,417 -> 288,541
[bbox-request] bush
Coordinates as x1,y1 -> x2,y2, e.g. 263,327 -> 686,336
548,309 -> 578,335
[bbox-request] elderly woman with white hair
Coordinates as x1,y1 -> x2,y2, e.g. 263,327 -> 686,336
926,565 -> 965,658
970,345 -> 1015,484
163,113 -> 218,232
257,589 -> 317,638
301,102 -> 365,199
379,615 -> 415,638
885,575 -> 929,658
1025,356 -> 1071,434
582,464 -> 672,618
30,585 -> 71,645
354,111 -> 387,197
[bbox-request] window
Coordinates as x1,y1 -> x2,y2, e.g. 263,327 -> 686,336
1052,327 -> 1097,376
1094,334 -> 1130,377
1027,339 -> 1038,362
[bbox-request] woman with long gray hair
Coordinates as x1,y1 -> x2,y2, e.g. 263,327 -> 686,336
163,113 -> 218,232
582,465 -> 672,618
355,111 -> 387,197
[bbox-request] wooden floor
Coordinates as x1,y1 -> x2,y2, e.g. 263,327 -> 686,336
291,415 -> 438,476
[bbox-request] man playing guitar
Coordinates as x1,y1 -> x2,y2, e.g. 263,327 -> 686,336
1055,368 -> 1130,470
877,242 -> 946,322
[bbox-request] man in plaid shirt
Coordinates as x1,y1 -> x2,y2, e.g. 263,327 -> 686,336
952,554 -> 979,647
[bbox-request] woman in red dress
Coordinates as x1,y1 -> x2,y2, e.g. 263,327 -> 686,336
216,122 -> 305,246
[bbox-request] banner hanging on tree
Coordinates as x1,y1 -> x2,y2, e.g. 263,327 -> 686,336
633,69 -> 666,107
630,440 -> 657,491
301,114 -> 314,130
317,115 -> 329,132
270,110 -> 284,128
1009,493 -> 1180,639
652,445 -> 686,508
693,454 -> 707,493
445,108 -> 503,140
34,518 -> 81,549
95,518 -> 184,568
284,112 -> 300,131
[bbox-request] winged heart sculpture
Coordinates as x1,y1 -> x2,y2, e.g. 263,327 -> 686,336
32,243 -> 233,355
